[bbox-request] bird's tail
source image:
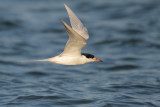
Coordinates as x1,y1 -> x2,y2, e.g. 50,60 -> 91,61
20,59 -> 49,62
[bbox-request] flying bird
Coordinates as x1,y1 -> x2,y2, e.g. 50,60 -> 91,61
24,4 -> 102,65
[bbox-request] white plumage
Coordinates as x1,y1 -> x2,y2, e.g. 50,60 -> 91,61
64,4 -> 89,40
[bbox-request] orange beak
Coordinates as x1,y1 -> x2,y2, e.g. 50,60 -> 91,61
93,58 -> 103,62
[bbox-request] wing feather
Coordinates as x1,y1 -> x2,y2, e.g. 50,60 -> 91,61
60,20 -> 87,57
64,4 -> 89,40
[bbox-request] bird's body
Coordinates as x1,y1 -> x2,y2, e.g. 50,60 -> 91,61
23,4 -> 102,65
37,55 -> 93,65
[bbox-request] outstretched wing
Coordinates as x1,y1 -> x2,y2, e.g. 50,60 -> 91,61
64,4 -> 89,40
59,20 -> 87,57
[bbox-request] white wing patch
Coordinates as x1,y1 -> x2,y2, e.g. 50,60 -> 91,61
64,4 -> 89,40
60,20 -> 87,57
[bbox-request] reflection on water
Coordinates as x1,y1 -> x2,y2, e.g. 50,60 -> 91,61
0,0 -> 160,107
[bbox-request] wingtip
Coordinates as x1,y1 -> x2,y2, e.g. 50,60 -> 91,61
60,19 -> 64,24
64,4 -> 68,8
59,19 -> 69,31
60,19 -> 69,28
64,4 -> 70,10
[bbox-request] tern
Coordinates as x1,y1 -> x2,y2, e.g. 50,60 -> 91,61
24,4 -> 102,65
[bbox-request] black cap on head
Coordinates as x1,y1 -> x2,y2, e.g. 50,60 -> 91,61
82,53 -> 94,58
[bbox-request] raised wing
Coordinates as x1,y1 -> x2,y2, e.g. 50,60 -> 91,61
64,4 -> 89,40
59,20 -> 87,57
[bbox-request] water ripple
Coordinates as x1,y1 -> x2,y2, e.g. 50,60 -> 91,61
1,0 -> 160,107
16,95 -> 63,100
107,65 -> 139,71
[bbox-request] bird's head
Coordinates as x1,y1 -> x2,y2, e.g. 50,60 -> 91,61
82,53 -> 103,63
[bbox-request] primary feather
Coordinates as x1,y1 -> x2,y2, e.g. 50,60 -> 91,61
64,4 -> 89,40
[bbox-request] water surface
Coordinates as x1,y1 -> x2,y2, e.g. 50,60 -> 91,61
0,0 -> 160,107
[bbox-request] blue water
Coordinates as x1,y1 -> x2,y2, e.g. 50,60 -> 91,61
0,0 -> 160,107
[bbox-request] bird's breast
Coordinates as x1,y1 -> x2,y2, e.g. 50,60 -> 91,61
51,56 -> 86,65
